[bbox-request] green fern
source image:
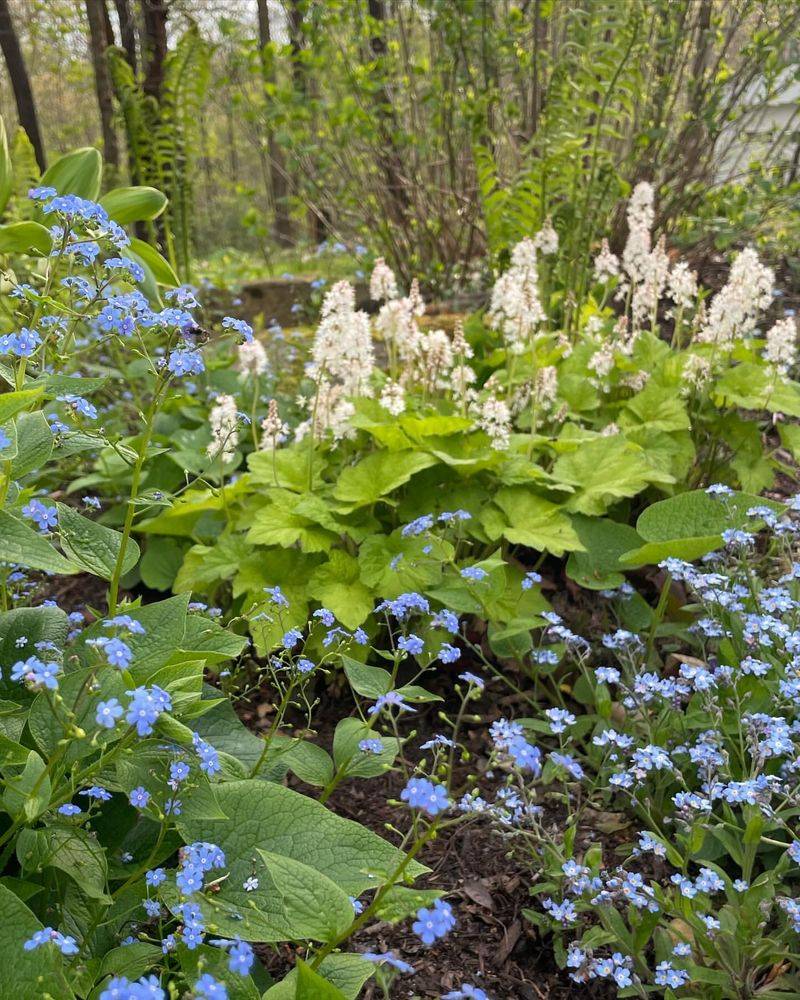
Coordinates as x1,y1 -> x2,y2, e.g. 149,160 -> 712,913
475,0 -> 645,320
107,26 -> 210,280
9,126 -> 41,210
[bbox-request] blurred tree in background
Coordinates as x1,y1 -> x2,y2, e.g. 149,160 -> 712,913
0,0 -> 798,291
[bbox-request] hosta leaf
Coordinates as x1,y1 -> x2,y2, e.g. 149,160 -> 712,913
333,450 -> 436,507
99,185 -> 167,223
40,145 -> 102,199
123,236 -> 178,286
56,503 -> 139,580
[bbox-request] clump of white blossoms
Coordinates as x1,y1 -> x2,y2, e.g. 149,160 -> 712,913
409,328 -> 455,392
296,380 -> 356,443
681,353 -> 711,393
260,399 -> 288,448
475,393 -> 512,450
533,217 -> 559,256
695,247 -> 774,348
587,342 -> 615,382
310,280 -> 374,395
764,316 -> 797,373
379,379 -> 405,416
593,238 -> 620,283
370,257 -> 398,302
452,319 -> 473,360
238,339 -> 269,378
374,273 -> 425,367
299,280 -> 373,442
667,261 -> 699,312
621,181 -> 655,286
534,365 -> 558,410
207,394 -> 239,462
631,234 -> 670,330
488,236 -> 545,355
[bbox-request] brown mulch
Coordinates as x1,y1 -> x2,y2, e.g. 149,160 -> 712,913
236,644 -> 618,999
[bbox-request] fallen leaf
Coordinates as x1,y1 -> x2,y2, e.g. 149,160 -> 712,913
461,879 -> 495,910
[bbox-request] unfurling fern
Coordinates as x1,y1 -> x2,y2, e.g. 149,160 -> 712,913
107,26 -> 210,281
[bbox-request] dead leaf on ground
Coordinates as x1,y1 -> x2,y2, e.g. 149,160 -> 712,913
461,879 -> 495,910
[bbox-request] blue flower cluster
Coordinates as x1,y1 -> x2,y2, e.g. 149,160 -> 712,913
412,898 -> 456,945
461,496 -> 800,995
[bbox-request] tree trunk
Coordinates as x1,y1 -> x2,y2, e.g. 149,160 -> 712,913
85,0 -> 120,172
142,0 -> 168,100
288,0 -> 327,241
0,0 -> 46,171
257,0 -> 293,246
366,0 -> 410,225
287,0 -> 307,97
113,0 -> 137,74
